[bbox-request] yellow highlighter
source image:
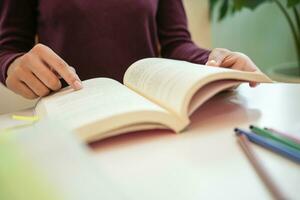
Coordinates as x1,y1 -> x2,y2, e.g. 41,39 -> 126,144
12,115 -> 39,122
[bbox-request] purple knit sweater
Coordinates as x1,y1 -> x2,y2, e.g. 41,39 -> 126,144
0,0 -> 210,84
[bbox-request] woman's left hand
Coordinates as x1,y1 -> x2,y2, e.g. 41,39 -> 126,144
206,48 -> 260,87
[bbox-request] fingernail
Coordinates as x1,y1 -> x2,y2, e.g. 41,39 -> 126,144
207,60 -> 217,66
73,80 -> 83,90
250,82 -> 259,88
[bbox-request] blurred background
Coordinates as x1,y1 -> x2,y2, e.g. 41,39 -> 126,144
186,0 -> 296,72
0,0 -> 296,114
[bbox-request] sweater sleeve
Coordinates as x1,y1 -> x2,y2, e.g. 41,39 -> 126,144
156,0 -> 211,64
0,0 -> 37,84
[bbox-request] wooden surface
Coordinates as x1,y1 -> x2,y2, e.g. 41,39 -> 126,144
1,83 -> 300,199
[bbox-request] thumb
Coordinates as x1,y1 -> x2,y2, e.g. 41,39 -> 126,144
206,59 -> 219,67
205,56 -> 225,67
206,48 -> 231,67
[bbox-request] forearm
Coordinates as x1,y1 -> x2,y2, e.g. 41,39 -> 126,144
0,0 -> 37,84
157,0 -> 211,65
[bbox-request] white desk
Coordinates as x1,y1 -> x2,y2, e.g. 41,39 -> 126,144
1,83 -> 300,199
90,83 -> 300,200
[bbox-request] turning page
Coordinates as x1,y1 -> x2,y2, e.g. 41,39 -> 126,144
124,58 -> 272,122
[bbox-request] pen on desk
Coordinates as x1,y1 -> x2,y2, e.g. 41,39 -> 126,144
236,133 -> 286,200
234,128 -> 300,164
264,127 -> 300,145
250,125 -> 300,151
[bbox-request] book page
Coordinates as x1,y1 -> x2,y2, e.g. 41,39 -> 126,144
124,58 -> 272,120
35,78 -> 184,141
187,80 -> 241,116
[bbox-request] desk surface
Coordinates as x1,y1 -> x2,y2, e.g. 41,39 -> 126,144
90,83 -> 300,200
1,83 -> 300,200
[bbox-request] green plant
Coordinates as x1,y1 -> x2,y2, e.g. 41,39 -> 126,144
209,0 -> 300,75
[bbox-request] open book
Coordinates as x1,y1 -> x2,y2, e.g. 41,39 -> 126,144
35,58 -> 272,142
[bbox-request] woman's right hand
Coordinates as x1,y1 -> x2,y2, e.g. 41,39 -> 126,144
6,44 -> 82,99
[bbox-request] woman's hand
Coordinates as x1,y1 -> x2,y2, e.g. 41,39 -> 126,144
6,44 -> 82,99
206,48 -> 260,87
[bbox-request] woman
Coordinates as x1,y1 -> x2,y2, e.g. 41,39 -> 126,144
0,0 -> 258,99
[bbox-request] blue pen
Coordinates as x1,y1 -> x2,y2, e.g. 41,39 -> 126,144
234,128 -> 300,164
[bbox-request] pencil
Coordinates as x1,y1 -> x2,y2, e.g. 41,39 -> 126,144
265,127 -> 300,145
236,133 -> 286,200
250,125 -> 300,151
235,128 -> 300,164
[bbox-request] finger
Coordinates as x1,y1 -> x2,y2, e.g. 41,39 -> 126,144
220,54 -> 238,68
249,82 -> 259,88
17,67 -> 51,97
53,66 -> 76,79
223,52 -> 259,72
33,44 -> 82,90
23,53 -> 62,91
17,82 -> 39,99
205,60 -> 218,67
69,66 -> 76,73
206,48 -> 230,67
7,76 -> 38,99
46,54 -> 82,90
